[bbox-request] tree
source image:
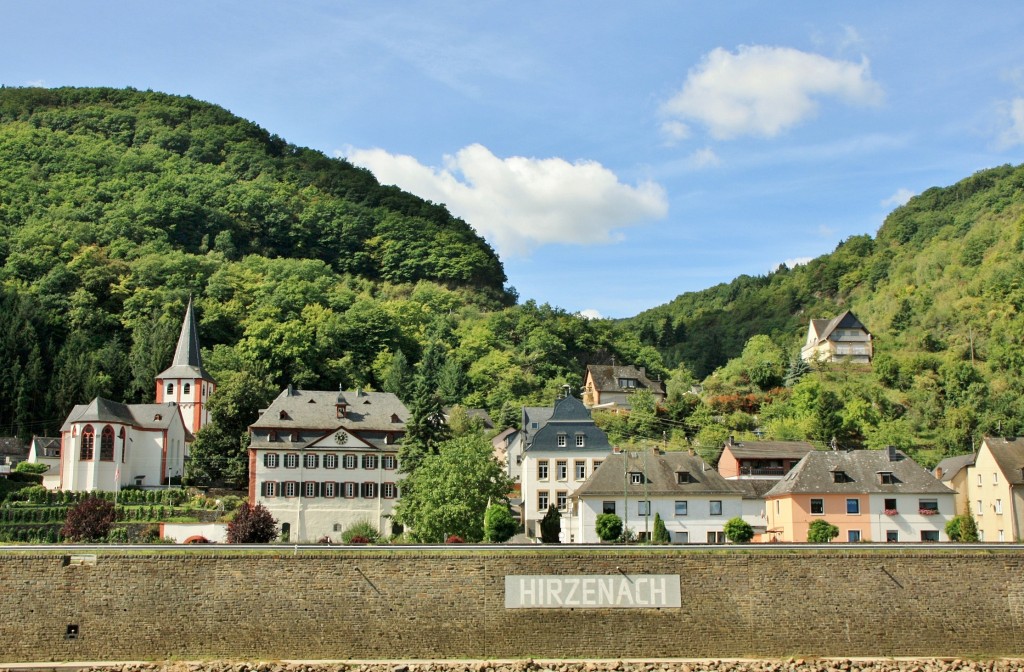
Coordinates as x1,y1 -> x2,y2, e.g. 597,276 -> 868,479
483,502 -> 518,543
595,513 -> 623,542
13,462 -> 49,475
652,512 -> 670,544
226,502 -> 278,543
946,512 -> 978,542
62,498 -> 117,542
784,355 -> 811,387
399,326 -> 453,474
540,504 -> 561,543
807,519 -> 839,543
393,435 -> 513,543
723,516 -> 754,543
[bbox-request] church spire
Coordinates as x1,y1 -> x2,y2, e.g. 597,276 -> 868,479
157,297 -> 214,382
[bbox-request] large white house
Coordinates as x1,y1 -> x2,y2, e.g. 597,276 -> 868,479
247,387 -> 408,543
519,393 -> 613,542
35,301 -> 206,491
574,449 -> 743,544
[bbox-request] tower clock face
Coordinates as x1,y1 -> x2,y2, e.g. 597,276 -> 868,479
334,431 -> 348,445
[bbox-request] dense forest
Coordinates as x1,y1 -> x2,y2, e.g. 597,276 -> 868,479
1,86 -> 1022,481
0,87 -> 660,456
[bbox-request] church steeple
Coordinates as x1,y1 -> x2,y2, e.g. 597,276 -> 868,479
155,297 -> 216,435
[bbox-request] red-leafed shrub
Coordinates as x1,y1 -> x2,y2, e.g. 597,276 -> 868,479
226,503 -> 278,543
445,535 -> 465,544
61,498 -> 116,542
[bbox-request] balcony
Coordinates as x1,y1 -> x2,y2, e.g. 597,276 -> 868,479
739,466 -> 786,477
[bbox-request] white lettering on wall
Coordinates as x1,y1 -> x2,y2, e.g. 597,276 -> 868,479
505,575 -> 680,609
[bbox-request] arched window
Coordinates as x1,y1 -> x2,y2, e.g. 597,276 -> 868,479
80,425 -> 95,461
100,426 -> 115,461
166,382 -> 174,395
183,383 -> 191,395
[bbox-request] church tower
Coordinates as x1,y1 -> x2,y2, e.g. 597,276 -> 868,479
155,297 -> 216,435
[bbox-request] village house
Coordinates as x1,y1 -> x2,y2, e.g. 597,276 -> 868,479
26,437 -> 62,489
520,392 -> 612,542
574,449 -> 744,544
967,437 -> 1024,542
764,447 -> 954,543
582,363 -> 666,410
933,452 -> 976,518
717,437 -> 815,480
800,310 -> 873,364
247,386 -> 408,543
32,300 -> 210,491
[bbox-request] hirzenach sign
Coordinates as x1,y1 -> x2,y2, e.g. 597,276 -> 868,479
504,574 -> 681,609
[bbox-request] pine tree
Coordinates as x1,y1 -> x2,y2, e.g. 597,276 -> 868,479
540,504 -> 561,543
652,512 -> 670,544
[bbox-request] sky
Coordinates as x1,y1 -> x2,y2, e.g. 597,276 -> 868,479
3,3 -> 1024,319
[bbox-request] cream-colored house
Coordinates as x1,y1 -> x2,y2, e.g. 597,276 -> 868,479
968,437 -> 1024,542
933,453 -> 975,517
801,310 -> 873,364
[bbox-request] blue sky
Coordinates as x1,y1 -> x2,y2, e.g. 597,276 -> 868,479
3,3 -> 1024,318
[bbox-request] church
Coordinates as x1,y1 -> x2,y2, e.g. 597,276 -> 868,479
36,299 -> 215,491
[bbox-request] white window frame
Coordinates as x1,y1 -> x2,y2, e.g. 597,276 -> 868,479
638,500 -> 651,516
263,481 -> 277,497
557,434 -> 567,448
556,491 -> 567,511
344,482 -> 356,498
323,454 -> 338,469
303,481 -> 317,498
575,434 -> 585,447
575,461 -> 586,480
283,481 -> 297,498
304,453 -> 318,469
556,460 -> 568,481
710,500 -> 723,516
382,454 -> 397,470
284,453 -> 299,469
675,500 -> 688,516
382,482 -> 398,499
848,530 -> 861,542
323,481 -> 336,498
537,460 -> 549,480
343,454 -> 357,469
264,453 -> 279,469
538,491 -> 549,511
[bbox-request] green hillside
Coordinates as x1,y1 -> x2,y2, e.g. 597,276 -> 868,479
0,87 -> 656,462
628,163 -> 1024,461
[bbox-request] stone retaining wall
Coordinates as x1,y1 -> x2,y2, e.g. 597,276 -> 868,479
2,549 -> 1022,663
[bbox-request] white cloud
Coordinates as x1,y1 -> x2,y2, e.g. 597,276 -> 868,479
660,45 -> 884,140
995,97 -> 1024,149
881,188 -> 915,208
773,257 -> 813,272
660,120 -> 691,143
341,144 -> 668,256
577,309 -> 603,320
26,79 -> 46,87
687,147 -> 721,169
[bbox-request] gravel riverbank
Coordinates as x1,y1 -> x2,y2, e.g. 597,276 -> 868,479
43,659 -> 1024,672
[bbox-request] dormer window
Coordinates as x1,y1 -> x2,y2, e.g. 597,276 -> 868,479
575,434 -> 585,447
831,470 -> 852,483
676,471 -> 691,484
279,410 -> 290,420
336,404 -> 347,419
618,378 -> 637,389
557,434 -> 567,447
878,471 -> 898,485
630,472 -> 643,485
269,430 -> 277,441
391,413 -> 401,423
154,414 -> 162,421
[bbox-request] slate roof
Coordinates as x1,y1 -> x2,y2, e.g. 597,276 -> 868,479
524,395 -> 612,454
521,406 -> 554,443
933,453 -> 976,482
251,388 -> 408,432
981,436 -> 1024,486
729,479 -> 779,500
723,439 -> 816,460
764,449 -> 953,498
0,437 -> 27,458
810,310 -> 870,343
585,364 -> 666,396
60,398 -> 192,438
574,450 -> 739,498
30,436 -> 61,459
157,297 -> 214,382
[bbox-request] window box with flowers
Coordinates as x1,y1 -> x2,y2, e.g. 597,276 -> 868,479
919,508 -> 938,515
884,508 -> 899,516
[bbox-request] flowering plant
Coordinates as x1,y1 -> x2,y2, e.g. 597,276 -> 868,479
883,508 -> 899,516
919,508 -> 938,515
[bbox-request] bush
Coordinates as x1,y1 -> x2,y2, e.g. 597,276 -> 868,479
13,462 -> 49,475
595,513 -> 623,542
340,520 -> 380,544
483,503 -> 518,543
226,503 -> 278,543
946,513 -> 978,542
723,517 -> 754,543
62,499 -> 117,542
807,519 -> 839,543
445,535 -> 465,543
652,513 -> 670,544
540,504 -> 561,543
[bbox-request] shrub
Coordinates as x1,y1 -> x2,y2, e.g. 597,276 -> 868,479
539,504 -> 561,543
483,503 -> 518,543
106,526 -> 131,544
946,513 -> 978,542
652,513 -> 670,544
445,535 -> 465,543
226,503 -> 278,543
595,513 -> 623,542
723,517 -> 754,543
340,520 -> 380,544
13,462 -> 49,475
62,499 -> 117,542
807,519 -> 839,543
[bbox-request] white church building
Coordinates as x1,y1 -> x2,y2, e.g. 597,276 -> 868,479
39,299 -> 215,491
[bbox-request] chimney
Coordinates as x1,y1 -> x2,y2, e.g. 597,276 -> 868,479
728,435 -> 735,446
934,467 -> 944,480
286,384 -> 295,397
887,445 -> 899,462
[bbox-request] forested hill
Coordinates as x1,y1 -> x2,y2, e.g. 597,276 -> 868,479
627,163 -> 1024,379
0,87 -> 507,293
